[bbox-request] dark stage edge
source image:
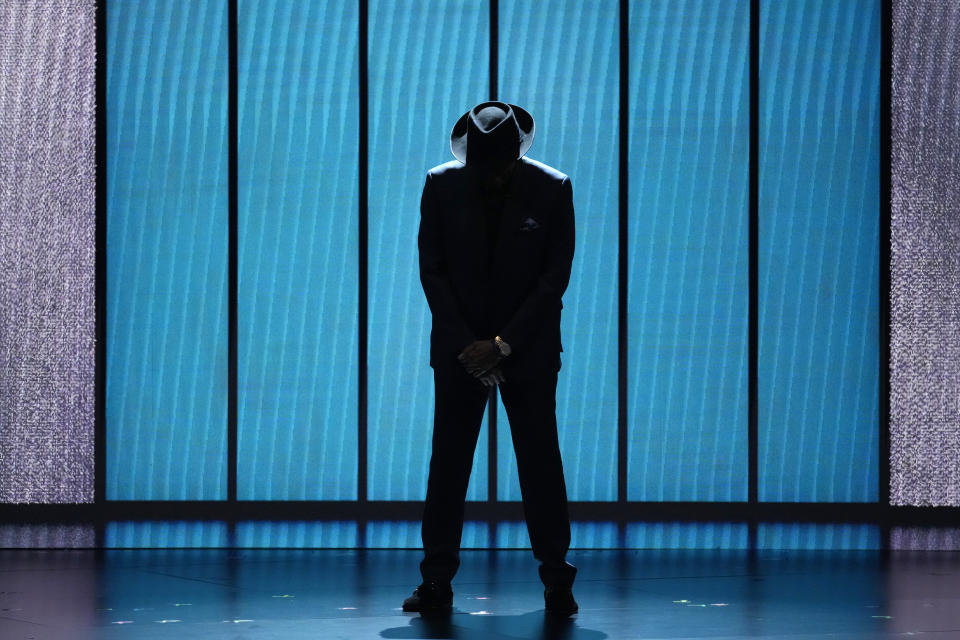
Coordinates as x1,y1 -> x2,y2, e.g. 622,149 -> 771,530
1,549 -> 959,639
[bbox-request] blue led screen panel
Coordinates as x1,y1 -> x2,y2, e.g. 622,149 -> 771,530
758,0 -> 879,502
367,0 -> 489,501
106,0 -> 228,500
104,522 -> 230,548
624,523 -> 749,549
237,0 -> 359,500
755,524 -> 881,550
497,0 -> 619,502
627,0 -> 749,501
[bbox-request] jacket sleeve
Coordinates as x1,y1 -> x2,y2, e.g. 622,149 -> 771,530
498,176 -> 575,352
418,171 -> 476,354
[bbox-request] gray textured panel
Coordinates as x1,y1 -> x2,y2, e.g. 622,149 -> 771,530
0,0 -> 96,503
0,525 -> 96,549
890,527 -> 960,551
890,1 -> 960,506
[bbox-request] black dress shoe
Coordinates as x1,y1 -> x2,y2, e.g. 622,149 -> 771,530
544,586 -> 578,615
402,580 -> 453,613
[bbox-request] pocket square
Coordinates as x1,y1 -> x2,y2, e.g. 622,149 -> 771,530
519,216 -> 541,231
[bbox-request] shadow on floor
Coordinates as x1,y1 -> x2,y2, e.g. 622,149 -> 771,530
380,610 -> 608,640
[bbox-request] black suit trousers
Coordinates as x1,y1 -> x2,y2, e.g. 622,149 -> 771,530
419,364 -> 577,588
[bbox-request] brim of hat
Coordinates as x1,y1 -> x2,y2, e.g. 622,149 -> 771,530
450,103 -> 535,164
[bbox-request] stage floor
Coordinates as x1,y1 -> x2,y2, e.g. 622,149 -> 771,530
1,548 -> 958,639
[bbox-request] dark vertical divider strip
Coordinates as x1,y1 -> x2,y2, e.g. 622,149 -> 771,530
489,0 -> 498,100
358,0 -> 369,504
95,0 -> 107,508
748,0 -> 759,505
879,0 -> 891,509
227,0 -> 238,503
487,389 -> 497,503
617,0 -> 628,504
488,0 -> 499,503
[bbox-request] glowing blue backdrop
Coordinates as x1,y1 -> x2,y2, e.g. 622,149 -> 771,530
627,0 -> 750,501
236,0 -> 359,500
105,0 -> 881,530
497,0 -> 619,501
758,0 -> 880,502
106,0 -> 228,499
366,0 -> 490,502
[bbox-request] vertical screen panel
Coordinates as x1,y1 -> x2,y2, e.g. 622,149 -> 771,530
758,0 -> 879,502
497,0 -> 619,502
237,0 -> 359,500
367,0 -> 489,500
627,0 -> 749,501
1,0 -> 95,503
106,0 -> 228,499
889,0 -> 960,507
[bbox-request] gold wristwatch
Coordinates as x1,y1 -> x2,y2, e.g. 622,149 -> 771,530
494,335 -> 512,357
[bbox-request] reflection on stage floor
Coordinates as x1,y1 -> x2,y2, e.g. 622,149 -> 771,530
2,545 -> 959,639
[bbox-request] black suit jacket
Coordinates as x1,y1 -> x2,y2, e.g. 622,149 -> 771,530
418,156 -> 575,378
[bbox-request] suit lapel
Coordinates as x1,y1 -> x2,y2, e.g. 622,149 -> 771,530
493,161 -> 528,267
455,168 -> 490,269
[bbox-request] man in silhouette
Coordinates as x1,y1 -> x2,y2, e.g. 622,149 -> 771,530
402,101 -> 578,616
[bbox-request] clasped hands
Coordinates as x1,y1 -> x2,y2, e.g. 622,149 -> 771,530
457,339 -> 505,387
